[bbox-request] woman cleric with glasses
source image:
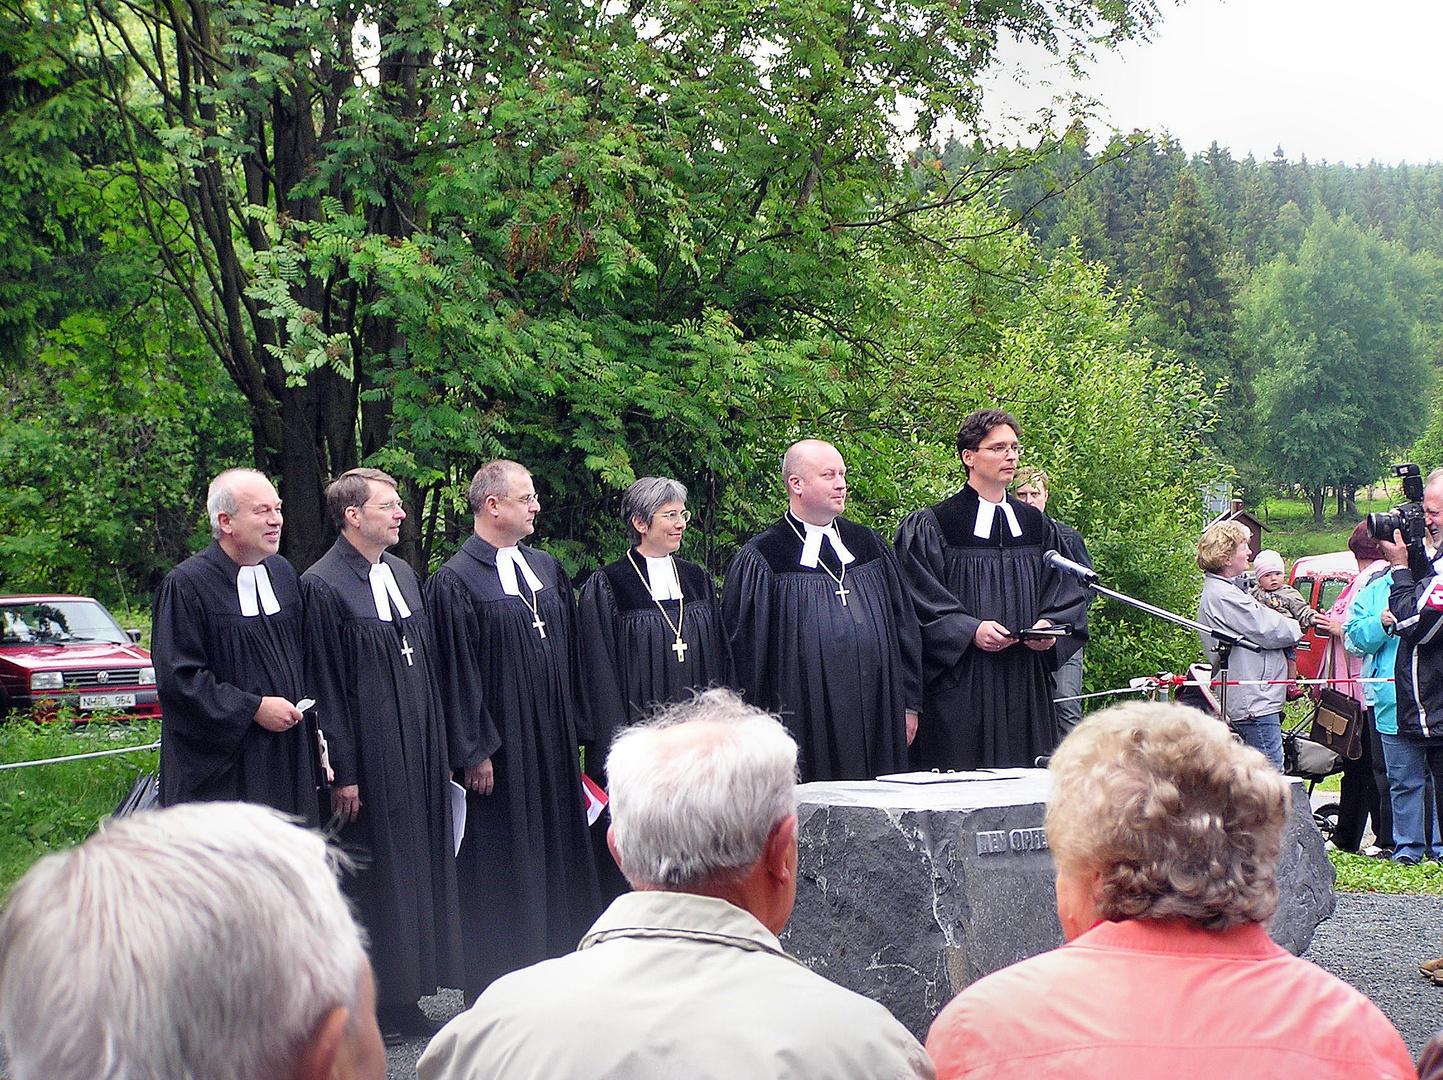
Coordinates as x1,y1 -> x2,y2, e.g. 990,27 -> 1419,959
577,477 -> 735,894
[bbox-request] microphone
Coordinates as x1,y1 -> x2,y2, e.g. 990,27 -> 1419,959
1044,549 -> 1098,585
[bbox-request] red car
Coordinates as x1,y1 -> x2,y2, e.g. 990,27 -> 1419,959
1287,552 -> 1358,685
0,594 -> 160,719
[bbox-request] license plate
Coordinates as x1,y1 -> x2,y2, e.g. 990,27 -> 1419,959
79,693 -> 136,710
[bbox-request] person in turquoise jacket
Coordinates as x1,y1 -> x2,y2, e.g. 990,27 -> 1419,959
1347,567 -> 1441,863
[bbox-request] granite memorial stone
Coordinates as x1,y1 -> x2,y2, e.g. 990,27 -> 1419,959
779,769 -> 1334,1039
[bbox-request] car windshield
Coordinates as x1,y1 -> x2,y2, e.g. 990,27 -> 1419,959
0,602 -> 130,646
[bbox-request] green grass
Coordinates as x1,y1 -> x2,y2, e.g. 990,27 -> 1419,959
1253,494 -> 1394,563
0,714 -> 159,892
1331,849 -> 1443,893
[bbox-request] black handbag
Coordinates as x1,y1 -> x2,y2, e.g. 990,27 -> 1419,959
1308,646 -> 1365,760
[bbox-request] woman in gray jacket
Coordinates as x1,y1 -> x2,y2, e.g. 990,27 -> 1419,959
1195,520 -> 1302,768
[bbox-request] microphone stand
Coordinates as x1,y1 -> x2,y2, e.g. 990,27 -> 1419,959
1046,553 -> 1263,723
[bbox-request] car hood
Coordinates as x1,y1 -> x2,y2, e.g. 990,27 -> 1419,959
0,643 -> 152,672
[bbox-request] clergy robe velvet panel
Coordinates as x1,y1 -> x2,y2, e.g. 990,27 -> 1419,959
722,516 -> 922,783
300,538 -> 463,1007
153,542 -> 319,824
426,535 -> 601,997
895,487 -> 1090,771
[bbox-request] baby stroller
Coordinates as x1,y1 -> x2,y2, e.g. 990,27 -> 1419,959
1178,662 -> 1344,841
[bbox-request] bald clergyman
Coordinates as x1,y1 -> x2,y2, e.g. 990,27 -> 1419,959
722,440 -> 921,782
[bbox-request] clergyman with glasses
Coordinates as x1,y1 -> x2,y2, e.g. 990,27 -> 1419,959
425,459 -> 601,1003
576,477 -> 735,898
299,466 -> 463,1042
895,409 -> 1088,770
722,439 -> 922,783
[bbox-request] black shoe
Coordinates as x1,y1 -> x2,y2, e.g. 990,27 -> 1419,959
1395,854 -> 1420,866
378,1002 -> 443,1045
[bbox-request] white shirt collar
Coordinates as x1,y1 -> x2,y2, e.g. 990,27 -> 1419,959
495,546 -> 544,597
236,563 -> 281,617
973,495 -> 1022,540
641,554 -> 683,601
795,517 -> 855,568
368,561 -> 413,622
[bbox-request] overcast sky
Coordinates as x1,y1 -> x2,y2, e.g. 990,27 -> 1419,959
978,0 -> 1443,166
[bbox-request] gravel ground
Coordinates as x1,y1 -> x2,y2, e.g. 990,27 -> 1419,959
2,896 -> 1438,1078
1303,891 -> 1443,1059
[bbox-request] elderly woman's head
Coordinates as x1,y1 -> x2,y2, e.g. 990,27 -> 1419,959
1196,520 -> 1251,574
1045,702 -> 1289,935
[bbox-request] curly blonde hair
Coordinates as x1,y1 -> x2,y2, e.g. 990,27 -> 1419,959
1196,520 -> 1251,574
1045,701 -> 1288,930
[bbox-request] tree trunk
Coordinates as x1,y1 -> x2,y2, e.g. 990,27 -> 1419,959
1311,488 -> 1325,526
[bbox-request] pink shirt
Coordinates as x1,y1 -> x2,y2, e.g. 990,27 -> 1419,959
1326,559 -> 1387,703
926,918 -> 1412,1080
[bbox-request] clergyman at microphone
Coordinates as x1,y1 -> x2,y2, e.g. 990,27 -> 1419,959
895,408 -> 1091,771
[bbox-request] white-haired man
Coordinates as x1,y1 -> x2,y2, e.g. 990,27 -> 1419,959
0,802 -> 385,1080
152,467 -> 318,822
418,688 -> 933,1080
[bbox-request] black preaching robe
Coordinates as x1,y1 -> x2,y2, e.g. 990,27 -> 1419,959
426,535 -> 601,997
894,486 -> 1088,770
577,551 -> 734,770
153,541 -> 318,824
300,537 -> 463,1008
577,550 -> 735,900
722,514 -> 922,782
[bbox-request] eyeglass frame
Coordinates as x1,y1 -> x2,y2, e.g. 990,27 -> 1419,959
975,442 -> 1024,458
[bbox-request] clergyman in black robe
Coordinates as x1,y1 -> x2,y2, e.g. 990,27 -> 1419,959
300,468 -> 463,1038
895,410 -> 1088,770
576,477 -> 734,897
577,477 -> 734,766
153,468 -> 318,824
425,460 -> 600,1000
722,441 -> 921,782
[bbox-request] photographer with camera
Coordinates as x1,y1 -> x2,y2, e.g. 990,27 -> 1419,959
1381,466 -> 1443,974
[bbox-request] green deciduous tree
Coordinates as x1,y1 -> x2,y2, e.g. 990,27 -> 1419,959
10,0 -> 1163,571
1244,213 -> 1430,523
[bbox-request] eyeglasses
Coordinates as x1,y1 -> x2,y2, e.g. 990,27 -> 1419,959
977,443 -> 1023,458
507,494 -> 541,506
655,509 -> 692,524
362,500 -> 404,512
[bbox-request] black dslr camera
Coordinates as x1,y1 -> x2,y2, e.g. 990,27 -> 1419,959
1367,463 -> 1428,555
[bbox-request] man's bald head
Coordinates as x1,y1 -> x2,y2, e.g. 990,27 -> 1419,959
606,689 -> 798,892
781,440 -> 837,484
782,440 -> 848,525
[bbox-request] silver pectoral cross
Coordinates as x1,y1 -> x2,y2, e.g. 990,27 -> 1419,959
836,583 -> 850,606
531,613 -> 547,638
671,637 -> 688,662
400,635 -> 414,666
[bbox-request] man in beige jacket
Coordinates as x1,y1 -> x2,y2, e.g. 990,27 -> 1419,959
418,688 -> 933,1080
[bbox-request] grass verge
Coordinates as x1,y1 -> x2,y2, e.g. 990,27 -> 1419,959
1331,850 -> 1443,894
0,714 -> 160,892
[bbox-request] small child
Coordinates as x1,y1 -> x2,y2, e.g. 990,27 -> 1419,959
1249,549 -> 1319,693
